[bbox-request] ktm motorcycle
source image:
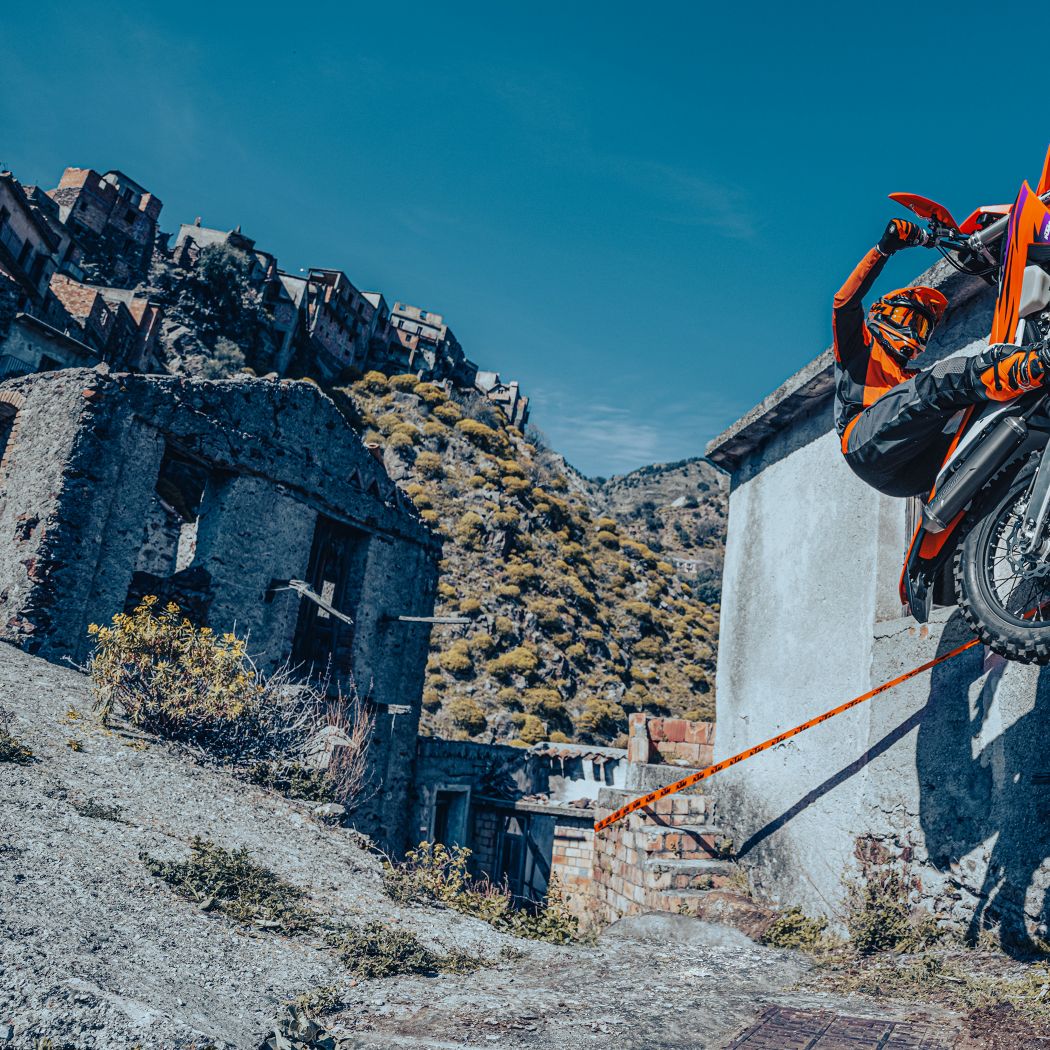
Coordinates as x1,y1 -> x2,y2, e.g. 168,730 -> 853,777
895,147 -> 1050,663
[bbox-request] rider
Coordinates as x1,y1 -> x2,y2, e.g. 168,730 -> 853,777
835,218 -> 1050,496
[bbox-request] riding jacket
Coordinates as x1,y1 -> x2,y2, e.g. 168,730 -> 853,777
832,246 -> 910,451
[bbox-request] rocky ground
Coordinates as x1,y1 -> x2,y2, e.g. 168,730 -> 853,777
0,642 -> 1029,1049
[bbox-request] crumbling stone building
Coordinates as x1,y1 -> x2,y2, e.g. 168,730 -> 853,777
707,258 -> 1050,948
48,168 -> 163,287
0,368 -> 440,849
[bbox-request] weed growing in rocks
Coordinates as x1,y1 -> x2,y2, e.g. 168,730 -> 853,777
760,907 -> 837,951
326,921 -> 482,979
844,838 -> 944,955
142,836 -> 315,934
70,796 -> 126,822
384,842 -> 579,944
291,985 -> 345,1018
0,706 -> 33,765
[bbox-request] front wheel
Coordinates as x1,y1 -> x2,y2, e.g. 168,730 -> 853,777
955,460 -> 1050,664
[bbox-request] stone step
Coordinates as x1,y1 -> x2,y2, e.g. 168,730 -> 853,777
643,856 -> 738,892
639,823 -> 732,861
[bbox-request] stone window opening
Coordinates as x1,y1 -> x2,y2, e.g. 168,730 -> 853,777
127,446 -> 214,617
291,515 -> 370,688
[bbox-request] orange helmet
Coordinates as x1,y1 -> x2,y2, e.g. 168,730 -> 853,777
867,285 -> 948,361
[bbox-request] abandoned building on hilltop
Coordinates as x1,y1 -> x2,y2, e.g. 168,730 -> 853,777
0,368 -> 441,849
707,258 -> 1050,947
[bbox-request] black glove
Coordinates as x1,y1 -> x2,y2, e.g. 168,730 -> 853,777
878,218 -> 930,255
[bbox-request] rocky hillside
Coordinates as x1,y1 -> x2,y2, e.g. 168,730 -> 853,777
340,373 -> 720,748
586,458 -> 727,605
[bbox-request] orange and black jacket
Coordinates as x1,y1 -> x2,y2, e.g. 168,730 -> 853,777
833,247 -> 911,449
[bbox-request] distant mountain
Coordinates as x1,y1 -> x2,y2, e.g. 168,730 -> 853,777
584,458 -> 727,605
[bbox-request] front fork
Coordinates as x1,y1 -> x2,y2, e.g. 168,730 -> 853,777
1014,437 -> 1050,555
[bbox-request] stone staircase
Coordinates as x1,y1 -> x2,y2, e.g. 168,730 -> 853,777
591,783 -> 744,919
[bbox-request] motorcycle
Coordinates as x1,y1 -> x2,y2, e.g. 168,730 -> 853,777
895,147 -> 1050,663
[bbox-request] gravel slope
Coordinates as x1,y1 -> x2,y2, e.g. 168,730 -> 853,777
0,643 -> 962,1049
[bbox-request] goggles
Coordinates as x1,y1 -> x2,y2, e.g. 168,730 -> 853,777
868,297 -> 937,346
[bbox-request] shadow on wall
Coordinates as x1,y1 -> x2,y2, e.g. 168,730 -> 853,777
734,608 -> 1050,955
918,610 -> 1050,956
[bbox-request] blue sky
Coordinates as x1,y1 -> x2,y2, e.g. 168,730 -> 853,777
2,2 -> 1048,477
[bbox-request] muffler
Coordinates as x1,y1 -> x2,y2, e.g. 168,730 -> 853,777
923,416 -> 1028,532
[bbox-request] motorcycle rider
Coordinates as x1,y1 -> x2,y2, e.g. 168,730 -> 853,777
836,218 -> 1050,496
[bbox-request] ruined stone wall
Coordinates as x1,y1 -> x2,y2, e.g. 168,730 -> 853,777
0,368 -> 440,853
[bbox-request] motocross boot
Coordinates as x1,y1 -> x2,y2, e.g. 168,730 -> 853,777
972,342 -> 1050,401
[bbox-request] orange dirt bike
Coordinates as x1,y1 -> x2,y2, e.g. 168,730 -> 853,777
897,147 -> 1050,662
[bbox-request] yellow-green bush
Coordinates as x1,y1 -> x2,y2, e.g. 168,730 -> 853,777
487,645 -> 539,679
89,597 -> 262,733
455,418 -> 502,451
459,597 -> 482,614
386,430 -> 415,451
595,530 -> 619,549
468,631 -> 496,654
415,382 -> 448,405
422,421 -> 447,442
494,615 -> 515,637
433,402 -> 462,424
360,370 -> 389,392
447,696 -> 487,735
388,373 -> 420,391
437,644 -> 473,677
415,451 -> 444,477
576,697 -> 627,741
453,511 -> 485,549
376,411 -> 402,435
517,714 -> 547,745
496,584 -> 521,599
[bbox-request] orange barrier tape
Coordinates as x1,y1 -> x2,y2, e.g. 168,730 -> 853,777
594,635 -> 980,834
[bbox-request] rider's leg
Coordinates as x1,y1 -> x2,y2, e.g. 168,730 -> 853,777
842,377 -> 958,496
912,344 -> 1049,411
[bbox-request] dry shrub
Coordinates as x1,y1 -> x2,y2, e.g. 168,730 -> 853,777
0,705 -> 33,764
327,921 -> 482,979
143,836 -> 315,934
88,598 -> 375,810
384,842 -> 578,944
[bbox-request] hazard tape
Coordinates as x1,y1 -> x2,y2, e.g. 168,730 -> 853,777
594,635 -> 980,834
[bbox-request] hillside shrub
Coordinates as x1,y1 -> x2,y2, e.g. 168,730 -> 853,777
516,714 -> 546,745
595,530 -> 619,548
487,646 -> 539,680
383,842 -> 578,944
360,371 -> 389,392
576,697 -> 627,741
437,644 -> 473,677
388,373 -> 420,392
422,421 -> 447,443
453,511 -> 485,550
447,696 -> 487,735
455,418 -> 502,451
433,402 -> 462,424
415,382 -> 448,404
142,836 -> 314,933
386,430 -> 415,451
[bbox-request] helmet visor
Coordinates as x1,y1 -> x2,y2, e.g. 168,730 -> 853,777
869,300 -> 935,345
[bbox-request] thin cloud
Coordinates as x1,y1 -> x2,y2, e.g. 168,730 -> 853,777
610,158 -> 757,240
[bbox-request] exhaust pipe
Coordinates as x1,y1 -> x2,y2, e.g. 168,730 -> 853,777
923,416 -> 1028,532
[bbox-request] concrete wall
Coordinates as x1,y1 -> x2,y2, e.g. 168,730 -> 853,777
709,258 -> 1050,949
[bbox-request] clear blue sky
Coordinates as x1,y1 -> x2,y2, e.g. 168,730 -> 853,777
2,2 -> 1047,477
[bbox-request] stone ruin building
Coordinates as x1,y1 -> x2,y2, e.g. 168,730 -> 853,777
0,367 -> 440,850
707,257 -> 1050,948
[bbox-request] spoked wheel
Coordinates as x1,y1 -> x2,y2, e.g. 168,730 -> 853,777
955,460 -> 1050,663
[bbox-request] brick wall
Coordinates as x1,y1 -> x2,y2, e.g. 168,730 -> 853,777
627,712 -> 715,767
550,819 -> 594,919
591,788 -> 725,923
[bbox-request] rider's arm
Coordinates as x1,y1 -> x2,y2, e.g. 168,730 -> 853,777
832,247 -> 888,364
